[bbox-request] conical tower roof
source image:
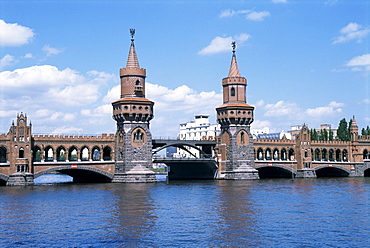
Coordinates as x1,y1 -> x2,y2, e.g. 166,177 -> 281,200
126,30 -> 140,68
228,42 -> 241,77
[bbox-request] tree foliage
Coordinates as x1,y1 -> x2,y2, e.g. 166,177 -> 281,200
337,118 -> 350,141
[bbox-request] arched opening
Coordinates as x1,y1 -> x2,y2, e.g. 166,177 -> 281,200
329,149 -> 334,162
336,149 -> 342,161
343,149 -> 348,162
81,147 -> 89,161
322,149 -> 327,161
33,146 -> 41,162
45,146 -> 54,162
92,146 -> 100,161
265,148 -> 272,160
56,146 -> 66,162
363,149 -> 369,160
103,146 -> 112,161
314,149 -> 320,161
230,87 -> 235,97
316,166 -> 349,177
364,168 -> 370,177
288,149 -> 295,161
68,146 -> 78,161
0,146 -> 7,163
257,166 -> 294,178
257,148 -> 264,160
19,147 -> 24,158
281,148 -> 287,161
273,148 -> 279,160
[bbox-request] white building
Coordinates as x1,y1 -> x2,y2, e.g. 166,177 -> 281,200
178,115 -> 220,141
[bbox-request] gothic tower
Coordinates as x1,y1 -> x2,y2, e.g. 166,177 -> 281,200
216,42 -> 259,179
112,29 -> 156,182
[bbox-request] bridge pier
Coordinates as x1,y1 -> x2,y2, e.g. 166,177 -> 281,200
112,165 -> 156,183
296,169 -> 317,178
222,164 -> 259,180
6,173 -> 34,186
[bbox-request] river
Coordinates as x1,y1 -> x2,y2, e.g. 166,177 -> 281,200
1,175 -> 369,247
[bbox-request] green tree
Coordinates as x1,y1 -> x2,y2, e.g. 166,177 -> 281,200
322,129 -> 328,141
367,126 -> 370,135
362,128 -> 367,135
310,129 -> 318,140
337,118 -> 350,141
329,130 -> 334,141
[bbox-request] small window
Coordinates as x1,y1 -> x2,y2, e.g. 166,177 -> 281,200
231,87 -> 235,97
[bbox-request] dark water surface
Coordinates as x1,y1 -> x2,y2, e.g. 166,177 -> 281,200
1,175 -> 370,247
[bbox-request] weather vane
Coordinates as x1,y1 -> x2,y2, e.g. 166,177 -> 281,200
130,28 -> 135,41
231,41 -> 236,53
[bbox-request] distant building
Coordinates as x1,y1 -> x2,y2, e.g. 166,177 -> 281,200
178,115 -> 220,141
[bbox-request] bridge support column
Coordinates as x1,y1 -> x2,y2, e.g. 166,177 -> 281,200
7,173 -> 34,186
296,169 -> 316,178
112,165 -> 156,183
222,163 -> 259,180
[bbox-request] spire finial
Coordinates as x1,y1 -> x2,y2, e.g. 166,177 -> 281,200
130,28 -> 135,41
231,41 -> 236,54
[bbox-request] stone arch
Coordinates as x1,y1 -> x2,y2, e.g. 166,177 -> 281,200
255,163 -> 296,178
34,165 -> 114,183
103,146 -> 112,161
315,164 -> 350,177
0,146 -> 7,163
273,148 -> 279,160
56,146 -> 67,162
80,146 -> 89,161
257,148 -> 264,160
265,148 -> 272,160
68,146 -> 78,161
336,149 -> 342,161
342,149 -> 348,161
92,146 -> 101,161
314,148 -> 320,161
33,145 -> 42,162
329,149 -> 334,162
322,149 -> 327,161
281,148 -> 287,161
153,143 -> 207,158
288,148 -> 295,160
44,145 -> 54,162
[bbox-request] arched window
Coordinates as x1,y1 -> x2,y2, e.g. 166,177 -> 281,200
231,87 -> 235,97
240,131 -> 245,144
329,149 -> 334,161
33,146 -> 41,162
45,146 -> 54,162
92,147 -> 100,161
19,147 -> 24,158
81,147 -> 89,161
56,147 -> 66,162
103,146 -> 112,161
134,129 -> 144,142
273,149 -> 279,160
257,148 -> 264,160
135,80 -> 140,85
0,146 -> 7,163
315,149 -> 320,161
69,147 -> 78,161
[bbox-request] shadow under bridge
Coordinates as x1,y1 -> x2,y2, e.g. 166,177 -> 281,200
153,157 -> 218,180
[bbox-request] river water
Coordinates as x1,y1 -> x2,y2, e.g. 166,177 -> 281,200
1,175 -> 370,247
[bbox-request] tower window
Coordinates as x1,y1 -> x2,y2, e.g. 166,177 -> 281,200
231,87 -> 235,97
136,80 -> 140,85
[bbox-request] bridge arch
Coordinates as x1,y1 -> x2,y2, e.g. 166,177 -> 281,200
0,174 -> 9,186
34,165 -> 114,183
314,164 -> 350,177
255,164 -> 296,178
153,143 -> 209,158
0,145 -> 7,163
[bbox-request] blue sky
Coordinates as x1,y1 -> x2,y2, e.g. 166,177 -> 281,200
0,0 -> 369,137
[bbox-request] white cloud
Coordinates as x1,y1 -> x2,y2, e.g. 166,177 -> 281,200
305,101 -> 343,117
52,126 -> 83,134
219,9 -> 270,21
198,33 -> 251,55
43,45 -> 64,56
0,20 -> 34,46
346,53 -> 370,71
246,11 -> 270,22
333,23 -> 370,44
0,54 -> 17,70
23,53 -> 34,59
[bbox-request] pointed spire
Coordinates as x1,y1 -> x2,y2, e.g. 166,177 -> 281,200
126,28 -> 140,68
351,115 -> 358,127
228,41 -> 241,77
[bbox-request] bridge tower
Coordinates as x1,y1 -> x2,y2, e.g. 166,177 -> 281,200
6,113 -> 34,185
216,42 -> 259,179
111,29 -> 156,182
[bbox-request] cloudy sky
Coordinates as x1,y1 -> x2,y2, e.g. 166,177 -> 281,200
0,0 -> 369,138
